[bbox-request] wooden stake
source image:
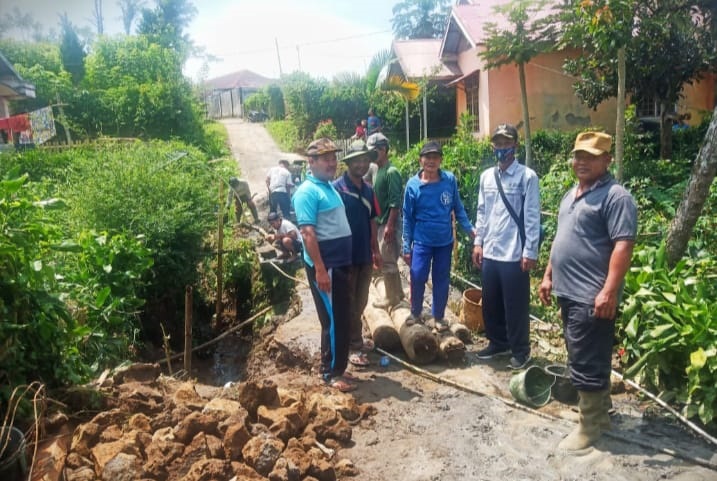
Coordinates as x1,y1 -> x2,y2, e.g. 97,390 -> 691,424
216,181 -> 225,322
184,285 -> 193,373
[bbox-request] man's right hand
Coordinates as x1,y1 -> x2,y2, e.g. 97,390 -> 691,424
538,277 -> 552,306
315,267 -> 331,292
384,225 -> 396,244
471,246 -> 483,269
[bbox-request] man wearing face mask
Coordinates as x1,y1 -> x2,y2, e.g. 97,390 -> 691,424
472,124 -> 541,370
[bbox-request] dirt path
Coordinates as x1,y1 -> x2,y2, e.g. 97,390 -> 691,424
222,119 -> 717,481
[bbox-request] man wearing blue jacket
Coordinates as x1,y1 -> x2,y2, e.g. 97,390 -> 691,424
402,141 -> 475,332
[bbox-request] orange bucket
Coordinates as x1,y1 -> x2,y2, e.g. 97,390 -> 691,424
460,288 -> 484,332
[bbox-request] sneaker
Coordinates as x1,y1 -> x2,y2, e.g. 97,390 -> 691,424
426,317 -> 449,332
507,355 -> 532,370
405,313 -> 422,326
476,344 -> 511,359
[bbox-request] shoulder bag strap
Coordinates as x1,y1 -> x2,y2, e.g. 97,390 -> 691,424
494,167 -> 526,247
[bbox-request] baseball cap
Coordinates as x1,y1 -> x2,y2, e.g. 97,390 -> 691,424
419,140 -> 443,156
306,138 -> 340,156
491,124 -> 519,141
571,131 -> 612,156
342,140 -> 378,163
267,212 -> 280,221
367,132 -> 389,149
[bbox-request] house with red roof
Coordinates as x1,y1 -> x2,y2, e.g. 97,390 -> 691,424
389,0 -> 715,138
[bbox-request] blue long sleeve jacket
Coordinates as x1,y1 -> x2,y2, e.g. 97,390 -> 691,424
402,169 -> 474,254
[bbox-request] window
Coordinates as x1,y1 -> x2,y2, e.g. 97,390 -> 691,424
465,73 -> 479,132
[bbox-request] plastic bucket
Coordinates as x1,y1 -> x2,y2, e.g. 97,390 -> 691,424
545,364 -> 578,405
509,365 -> 555,408
460,288 -> 484,332
0,426 -> 27,481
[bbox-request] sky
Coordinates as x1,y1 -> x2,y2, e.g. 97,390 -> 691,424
5,0 -> 400,82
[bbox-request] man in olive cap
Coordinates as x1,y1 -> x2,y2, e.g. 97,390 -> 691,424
292,137 -> 356,392
367,132 -> 405,310
539,131 -> 637,451
333,140 -> 382,367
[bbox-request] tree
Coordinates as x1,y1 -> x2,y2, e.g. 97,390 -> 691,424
479,0 -> 557,168
665,106 -> 717,266
118,0 -> 145,35
0,8 -> 44,42
562,0 -> 714,164
138,0 -> 197,62
93,0 -> 105,35
391,0 -> 451,39
59,13 -> 86,85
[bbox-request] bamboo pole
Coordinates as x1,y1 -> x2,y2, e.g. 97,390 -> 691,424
184,285 -> 193,373
216,181 -> 225,322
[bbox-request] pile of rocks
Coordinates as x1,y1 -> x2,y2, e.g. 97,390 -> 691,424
63,363 -> 374,481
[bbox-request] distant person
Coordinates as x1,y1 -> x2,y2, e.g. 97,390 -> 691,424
226,176 -> 259,224
473,124 -> 540,370
539,131 -> 637,451
266,212 -> 302,261
333,140 -> 382,367
367,133 -> 405,310
367,108 -> 382,135
402,141 -> 475,332
353,119 -> 367,141
266,159 -> 294,218
293,138 -> 356,392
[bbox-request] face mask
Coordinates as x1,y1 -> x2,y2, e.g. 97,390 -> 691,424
494,147 -> 515,163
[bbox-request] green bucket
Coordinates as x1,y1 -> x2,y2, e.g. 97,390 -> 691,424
509,365 -> 555,408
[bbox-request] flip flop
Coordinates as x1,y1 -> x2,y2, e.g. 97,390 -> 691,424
349,351 -> 370,367
341,371 -> 363,382
326,377 -> 357,392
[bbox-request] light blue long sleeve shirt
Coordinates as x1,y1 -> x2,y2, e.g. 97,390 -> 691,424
474,160 -> 541,262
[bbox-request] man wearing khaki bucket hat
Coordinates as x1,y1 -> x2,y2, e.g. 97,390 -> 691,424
539,131 -> 637,452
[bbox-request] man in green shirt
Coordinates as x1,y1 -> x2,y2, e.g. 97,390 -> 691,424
367,133 -> 405,309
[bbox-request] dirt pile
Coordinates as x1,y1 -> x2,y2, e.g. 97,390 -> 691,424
62,363 -> 375,481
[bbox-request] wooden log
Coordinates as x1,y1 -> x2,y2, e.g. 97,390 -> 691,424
443,308 -> 472,344
365,287 -> 401,350
437,331 -> 466,363
391,304 -> 438,365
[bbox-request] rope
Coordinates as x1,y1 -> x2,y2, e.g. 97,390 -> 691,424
264,259 -> 309,287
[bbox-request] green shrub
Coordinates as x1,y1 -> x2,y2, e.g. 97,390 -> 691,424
313,119 -> 338,140
621,243 -> 717,426
266,120 -> 303,153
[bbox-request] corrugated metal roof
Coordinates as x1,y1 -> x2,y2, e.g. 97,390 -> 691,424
391,39 -> 460,81
204,70 -> 276,90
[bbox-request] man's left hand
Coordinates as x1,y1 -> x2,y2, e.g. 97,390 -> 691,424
521,257 -> 536,272
594,288 -> 618,320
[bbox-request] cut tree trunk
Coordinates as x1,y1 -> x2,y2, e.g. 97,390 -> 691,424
365,285 -> 401,350
390,304 -> 438,365
665,105 -> 717,267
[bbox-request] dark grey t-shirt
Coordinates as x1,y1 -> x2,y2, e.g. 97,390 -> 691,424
551,174 -> 637,305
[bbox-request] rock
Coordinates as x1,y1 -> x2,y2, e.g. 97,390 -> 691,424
118,382 -> 165,415
90,409 -> 127,428
64,466 -> 96,481
218,409 -> 251,437
99,424 -> 123,443
173,411 -> 220,444
170,382 -> 206,411
151,426 -> 175,443
268,457 -> 300,481
112,363 -> 161,384
242,433 -> 285,476
143,439 -> 184,480
282,446 -> 311,477
307,458 -> 336,481
236,380 -> 280,417
231,462 -> 270,480
182,458 -> 233,481
91,439 -> 141,475
127,413 -> 153,433
308,407 -> 352,443
65,452 -> 94,469
100,452 -> 142,481
202,398 -> 244,420
257,404 -> 308,442
223,422 -> 252,461
334,458 -> 359,477
70,422 -> 101,457
206,434 -> 225,459
308,392 -> 361,423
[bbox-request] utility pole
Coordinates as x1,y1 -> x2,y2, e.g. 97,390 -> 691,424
275,38 -> 283,77
296,45 -> 302,71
